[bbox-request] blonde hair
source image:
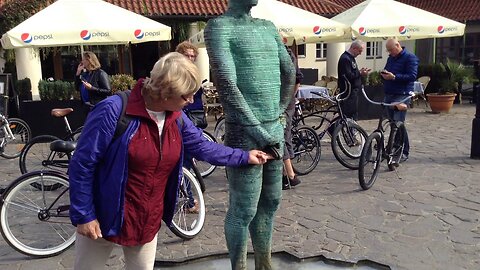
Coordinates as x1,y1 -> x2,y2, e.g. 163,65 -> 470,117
142,52 -> 200,100
82,51 -> 101,70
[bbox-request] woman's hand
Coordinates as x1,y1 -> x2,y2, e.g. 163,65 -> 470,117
77,219 -> 103,240
76,63 -> 84,76
248,150 -> 273,164
82,80 -> 93,90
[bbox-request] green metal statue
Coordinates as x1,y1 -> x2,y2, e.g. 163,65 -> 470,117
205,0 -> 296,269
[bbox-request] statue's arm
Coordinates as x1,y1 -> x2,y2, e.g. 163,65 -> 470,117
205,19 -> 276,147
274,26 -> 296,114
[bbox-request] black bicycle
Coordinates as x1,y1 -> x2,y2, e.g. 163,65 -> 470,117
18,108 -> 83,174
0,139 -> 207,258
294,77 -> 368,170
358,88 -> 413,190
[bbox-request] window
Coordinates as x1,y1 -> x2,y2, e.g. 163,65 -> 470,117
366,41 -> 382,59
297,44 -> 306,58
315,43 -> 327,60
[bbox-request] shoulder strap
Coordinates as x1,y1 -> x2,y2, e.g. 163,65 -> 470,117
113,90 -> 133,140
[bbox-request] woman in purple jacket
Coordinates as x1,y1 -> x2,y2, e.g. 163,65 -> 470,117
69,52 -> 270,270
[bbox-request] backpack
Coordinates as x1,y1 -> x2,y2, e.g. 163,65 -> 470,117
112,90 -> 184,141
113,90 -> 133,141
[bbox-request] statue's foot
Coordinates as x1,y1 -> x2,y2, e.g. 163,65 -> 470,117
254,252 -> 273,270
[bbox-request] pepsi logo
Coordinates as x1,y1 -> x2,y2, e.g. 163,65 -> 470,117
80,30 -> 91,40
438,26 -> 445,34
282,37 -> 288,44
313,26 -> 321,35
134,29 -> 144,39
21,33 -> 32,43
359,27 -> 366,35
399,26 -> 407,35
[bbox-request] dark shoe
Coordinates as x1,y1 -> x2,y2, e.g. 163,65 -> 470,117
282,175 -> 301,190
282,175 -> 290,190
289,175 -> 301,187
400,154 -> 409,163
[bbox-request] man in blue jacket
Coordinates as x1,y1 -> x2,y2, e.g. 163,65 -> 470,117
381,38 -> 419,162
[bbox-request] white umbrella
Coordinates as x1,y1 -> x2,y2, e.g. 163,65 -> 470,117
190,0 -> 348,46
332,0 -> 465,41
1,0 -> 171,49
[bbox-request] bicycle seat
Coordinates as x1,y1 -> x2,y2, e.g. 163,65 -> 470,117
51,108 -> 74,117
50,140 -> 77,153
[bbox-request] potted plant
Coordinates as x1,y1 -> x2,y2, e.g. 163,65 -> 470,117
357,71 -> 385,120
110,74 -> 136,93
426,59 -> 472,113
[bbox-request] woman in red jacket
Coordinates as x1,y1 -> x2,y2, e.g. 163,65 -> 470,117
70,52 -> 270,270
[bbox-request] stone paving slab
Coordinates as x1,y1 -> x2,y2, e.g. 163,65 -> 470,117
0,104 -> 479,270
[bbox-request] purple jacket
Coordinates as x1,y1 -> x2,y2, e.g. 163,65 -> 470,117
69,89 -> 249,237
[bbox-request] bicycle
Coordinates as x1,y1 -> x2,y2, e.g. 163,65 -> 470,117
0,113 -> 31,159
213,113 -> 321,176
191,130 -> 217,178
18,108 -> 83,174
0,143 -> 206,258
293,77 -> 368,170
358,88 -> 413,190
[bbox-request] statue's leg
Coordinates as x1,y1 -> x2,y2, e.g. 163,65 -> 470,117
249,156 -> 283,270
225,165 -> 262,270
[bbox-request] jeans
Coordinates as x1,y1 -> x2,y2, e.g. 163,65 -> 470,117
384,94 -> 410,156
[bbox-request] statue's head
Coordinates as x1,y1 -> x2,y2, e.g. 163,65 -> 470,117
229,0 -> 258,9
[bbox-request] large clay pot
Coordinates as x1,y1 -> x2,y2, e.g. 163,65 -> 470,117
426,93 -> 457,113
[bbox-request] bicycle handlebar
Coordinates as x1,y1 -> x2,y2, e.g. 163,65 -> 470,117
360,87 -> 414,107
310,75 -> 352,104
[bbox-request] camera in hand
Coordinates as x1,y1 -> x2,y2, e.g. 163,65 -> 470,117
380,70 -> 388,74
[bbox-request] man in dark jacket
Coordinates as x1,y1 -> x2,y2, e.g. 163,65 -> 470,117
337,40 -> 370,120
282,45 -> 304,190
381,38 -> 419,162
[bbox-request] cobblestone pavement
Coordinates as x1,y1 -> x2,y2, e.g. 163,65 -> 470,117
0,104 -> 479,270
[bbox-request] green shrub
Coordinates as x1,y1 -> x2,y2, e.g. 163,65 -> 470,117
38,80 -> 75,101
366,71 -> 383,86
15,77 -> 32,100
110,74 -> 136,93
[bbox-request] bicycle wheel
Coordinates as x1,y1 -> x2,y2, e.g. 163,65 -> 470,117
192,131 -> 217,178
291,126 -> 321,175
19,135 -> 70,174
0,118 -> 31,159
169,168 -> 206,240
386,122 -> 405,171
358,132 -> 383,190
213,116 -> 225,144
0,171 -> 75,257
331,120 -> 368,170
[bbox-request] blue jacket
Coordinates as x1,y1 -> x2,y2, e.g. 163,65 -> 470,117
69,87 -> 249,237
383,48 -> 419,95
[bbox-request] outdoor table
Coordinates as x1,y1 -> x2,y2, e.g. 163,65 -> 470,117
297,85 -> 329,99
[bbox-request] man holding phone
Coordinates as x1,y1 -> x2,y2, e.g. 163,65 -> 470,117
381,38 -> 419,163
337,40 -> 371,121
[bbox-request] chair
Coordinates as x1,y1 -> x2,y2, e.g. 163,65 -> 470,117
202,87 -> 223,120
412,76 -> 430,107
326,81 -> 338,97
314,80 -> 327,87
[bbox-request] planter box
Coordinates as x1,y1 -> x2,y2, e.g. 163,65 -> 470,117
358,85 -> 386,120
19,100 -> 87,137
